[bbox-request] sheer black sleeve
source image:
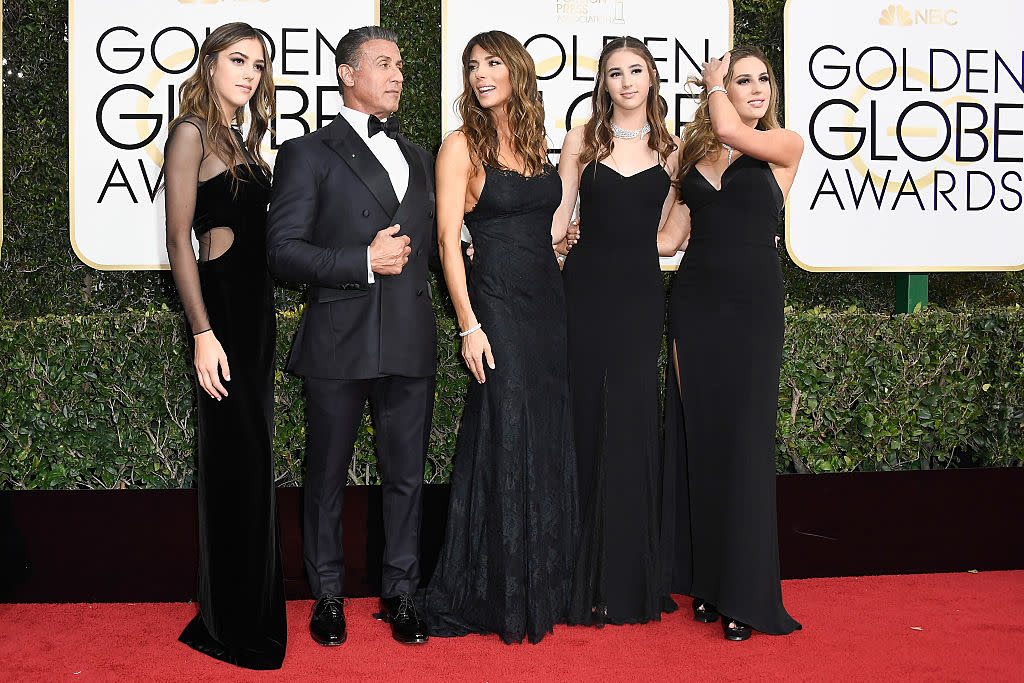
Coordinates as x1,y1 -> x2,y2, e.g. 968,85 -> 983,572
164,120 -> 210,334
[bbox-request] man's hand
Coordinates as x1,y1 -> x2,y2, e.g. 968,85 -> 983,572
370,224 -> 412,275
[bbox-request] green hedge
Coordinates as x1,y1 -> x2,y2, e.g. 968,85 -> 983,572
2,306 -> 1021,490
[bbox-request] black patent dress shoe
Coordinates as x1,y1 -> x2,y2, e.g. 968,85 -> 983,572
692,598 -> 720,623
310,594 -> 347,646
722,617 -> 752,641
374,593 -> 428,644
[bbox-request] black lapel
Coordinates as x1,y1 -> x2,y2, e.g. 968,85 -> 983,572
392,136 -> 427,226
322,115 -> 400,217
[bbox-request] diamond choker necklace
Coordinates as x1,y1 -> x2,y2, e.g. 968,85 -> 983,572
610,121 -> 651,139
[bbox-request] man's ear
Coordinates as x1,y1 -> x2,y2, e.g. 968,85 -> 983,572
338,64 -> 356,88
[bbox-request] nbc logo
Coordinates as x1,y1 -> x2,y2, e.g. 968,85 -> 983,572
879,4 -> 913,25
879,5 -> 959,25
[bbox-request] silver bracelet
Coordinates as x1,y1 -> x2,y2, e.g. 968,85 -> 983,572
706,85 -> 728,97
459,323 -> 482,337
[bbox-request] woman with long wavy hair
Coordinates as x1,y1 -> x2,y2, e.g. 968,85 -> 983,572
422,29 -> 578,644
658,45 -> 803,641
163,22 -> 286,668
552,36 -> 682,626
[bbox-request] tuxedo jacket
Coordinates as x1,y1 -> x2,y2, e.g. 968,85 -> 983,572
266,114 -> 438,380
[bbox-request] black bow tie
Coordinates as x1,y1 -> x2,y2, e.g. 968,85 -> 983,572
368,115 -> 400,139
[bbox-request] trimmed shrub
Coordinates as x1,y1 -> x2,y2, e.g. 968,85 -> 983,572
2,307 -> 1021,490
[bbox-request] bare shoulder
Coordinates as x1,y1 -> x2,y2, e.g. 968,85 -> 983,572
437,130 -> 474,177
562,126 -> 586,155
440,129 -> 470,154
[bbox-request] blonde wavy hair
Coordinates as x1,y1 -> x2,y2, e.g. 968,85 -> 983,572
579,37 -> 676,168
457,30 -> 548,176
168,22 -> 275,182
677,45 -> 780,183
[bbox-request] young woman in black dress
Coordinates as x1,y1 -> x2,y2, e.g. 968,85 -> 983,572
163,23 -> 286,669
658,46 -> 804,641
553,37 -> 681,626
423,30 -> 578,645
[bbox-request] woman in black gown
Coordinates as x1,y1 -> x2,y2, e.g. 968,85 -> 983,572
658,46 -> 804,641
553,37 -> 681,625
424,30 -> 578,644
163,23 -> 286,669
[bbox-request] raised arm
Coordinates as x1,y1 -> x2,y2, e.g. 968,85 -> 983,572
437,132 -> 493,384
551,127 -> 585,248
703,53 -> 803,176
164,120 -> 230,400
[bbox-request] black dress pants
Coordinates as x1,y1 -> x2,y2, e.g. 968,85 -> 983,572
303,374 -> 434,598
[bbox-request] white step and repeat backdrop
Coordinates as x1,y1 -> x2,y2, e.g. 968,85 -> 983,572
785,0 -> 1024,271
69,0 -> 379,270
441,0 -> 734,269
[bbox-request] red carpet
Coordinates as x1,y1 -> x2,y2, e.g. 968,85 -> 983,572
2,571 -> 1021,681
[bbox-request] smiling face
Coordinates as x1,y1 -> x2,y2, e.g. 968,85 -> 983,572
726,56 -> 771,126
338,38 -> 404,118
466,43 -> 512,111
210,37 -> 265,123
603,48 -> 653,112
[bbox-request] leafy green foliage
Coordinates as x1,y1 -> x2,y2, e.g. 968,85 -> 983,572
2,306 -> 1021,490
778,307 -> 1024,472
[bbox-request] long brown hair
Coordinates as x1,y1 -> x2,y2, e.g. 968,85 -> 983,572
579,37 -> 676,167
168,22 -> 275,182
456,30 -> 548,176
677,45 -> 780,183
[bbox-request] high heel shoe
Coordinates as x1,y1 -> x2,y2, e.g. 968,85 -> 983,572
691,598 -> 719,623
722,617 -> 752,641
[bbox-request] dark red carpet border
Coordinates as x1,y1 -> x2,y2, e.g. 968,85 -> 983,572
2,571 -> 1022,681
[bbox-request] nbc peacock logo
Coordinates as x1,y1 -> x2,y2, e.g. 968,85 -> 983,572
879,4 -> 913,25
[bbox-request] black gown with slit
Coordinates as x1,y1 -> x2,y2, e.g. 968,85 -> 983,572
661,152 -> 801,636
563,161 -> 676,625
167,121 -> 286,669
422,164 -> 579,644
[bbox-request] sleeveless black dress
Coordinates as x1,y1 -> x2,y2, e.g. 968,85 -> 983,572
177,163 -> 287,668
563,162 -> 675,625
661,153 -> 800,635
423,164 -> 579,644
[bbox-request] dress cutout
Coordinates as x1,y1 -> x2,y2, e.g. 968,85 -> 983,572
423,164 -> 579,644
563,161 -> 676,624
166,120 -> 287,669
662,152 -> 801,635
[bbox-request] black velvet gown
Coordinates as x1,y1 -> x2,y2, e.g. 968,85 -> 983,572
166,120 -> 286,669
423,164 -> 579,644
563,161 -> 675,625
661,152 -> 800,635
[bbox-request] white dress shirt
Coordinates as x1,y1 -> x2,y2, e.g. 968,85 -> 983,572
338,105 -> 410,283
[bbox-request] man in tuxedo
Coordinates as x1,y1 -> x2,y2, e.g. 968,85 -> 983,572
266,26 -> 436,646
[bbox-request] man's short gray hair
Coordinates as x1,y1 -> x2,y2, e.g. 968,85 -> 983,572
335,26 -> 400,94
